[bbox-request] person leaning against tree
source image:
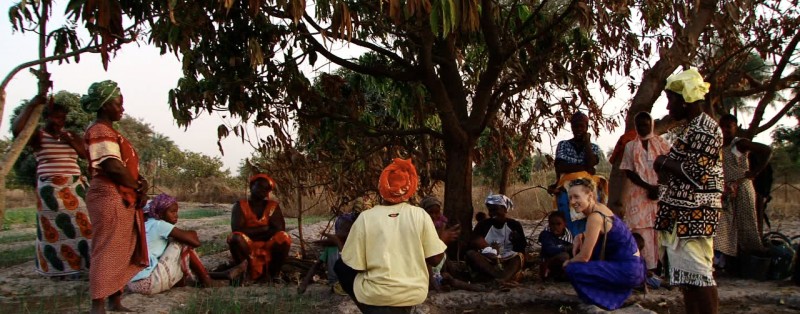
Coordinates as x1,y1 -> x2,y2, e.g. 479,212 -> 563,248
12,94 -> 92,279
81,80 -> 150,314
653,68 -> 723,314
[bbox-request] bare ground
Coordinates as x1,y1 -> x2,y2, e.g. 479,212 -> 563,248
1,203 -> 798,313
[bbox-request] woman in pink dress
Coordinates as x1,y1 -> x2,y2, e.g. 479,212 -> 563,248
619,112 -> 670,271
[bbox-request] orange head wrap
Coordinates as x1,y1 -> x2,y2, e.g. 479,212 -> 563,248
249,173 -> 276,191
378,158 -> 418,204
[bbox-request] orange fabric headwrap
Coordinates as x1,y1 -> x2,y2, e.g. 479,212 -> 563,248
249,173 -> 276,191
378,158 -> 418,204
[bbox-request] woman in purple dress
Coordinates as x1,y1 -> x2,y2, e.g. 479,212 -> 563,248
564,178 -> 644,310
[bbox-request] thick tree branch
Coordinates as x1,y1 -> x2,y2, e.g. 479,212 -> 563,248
747,31 -> 800,137
623,0 -> 716,130
299,24 -> 417,82
418,25 -> 462,142
434,37 -> 469,120
752,93 -> 800,136
515,0 -> 577,50
302,14 -> 413,69
722,74 -> 800,98
468,0 -> 508,134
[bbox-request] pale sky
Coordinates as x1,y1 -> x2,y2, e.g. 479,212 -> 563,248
1,4 -> 795,172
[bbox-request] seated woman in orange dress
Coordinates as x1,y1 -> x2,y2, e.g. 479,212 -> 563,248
227,174 -> 292,282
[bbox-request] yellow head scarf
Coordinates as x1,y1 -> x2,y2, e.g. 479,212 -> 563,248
665,68 -> 710,103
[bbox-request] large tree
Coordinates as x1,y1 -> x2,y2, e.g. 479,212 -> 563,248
77,0 -> 641,242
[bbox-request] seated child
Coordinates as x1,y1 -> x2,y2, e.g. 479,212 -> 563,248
128,194 -> 246,295
632,233 -> 664,290
537,211 -> 573,281
298,212 -> 357,295
421,196 -> 486,292
466,194 -> 526,289
475,211 -> 488,224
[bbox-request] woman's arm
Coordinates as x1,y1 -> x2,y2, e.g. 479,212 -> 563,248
169,227 -> 201,248
11,95 -> 46,138
61,131 -> 88,159
570,213 -> 603,263
735,139 -> 772,178
98,158 -> 138,189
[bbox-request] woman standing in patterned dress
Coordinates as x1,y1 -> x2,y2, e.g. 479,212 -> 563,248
12,93 -> 91,278
714,114 -> 771,262
81,80 -> 149,314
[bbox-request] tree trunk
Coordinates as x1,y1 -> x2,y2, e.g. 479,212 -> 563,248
0,2 -> 51,229
442,135 -> 475,258
606,0 -> 717,216
498,159 -> 512,195
297,185 -> 306,259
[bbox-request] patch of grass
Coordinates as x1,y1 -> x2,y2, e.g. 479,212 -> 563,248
0,245 -> 35,268
287,215 -> 330,226
180,209 -> 226,220
0,232 -> 36,245
3,207 -> 37,229
0,286 -> 88,313
196,240 -> 228,256
213,218 -> 231,226
173,287 -> 321,314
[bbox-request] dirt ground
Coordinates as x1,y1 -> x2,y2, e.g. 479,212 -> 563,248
1,203 -> 798,313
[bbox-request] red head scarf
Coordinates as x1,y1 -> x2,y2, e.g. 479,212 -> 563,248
378,158 -> 418,204
249,173 -> 276,194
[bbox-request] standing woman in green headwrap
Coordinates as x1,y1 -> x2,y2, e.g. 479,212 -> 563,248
81,80 -> 149,314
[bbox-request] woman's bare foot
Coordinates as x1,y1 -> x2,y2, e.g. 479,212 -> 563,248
226,260 -> 248,280
90,299 -> 105,314
108,293 -> 133,312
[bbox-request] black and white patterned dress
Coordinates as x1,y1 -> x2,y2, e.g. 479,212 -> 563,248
714,138 -> 764,256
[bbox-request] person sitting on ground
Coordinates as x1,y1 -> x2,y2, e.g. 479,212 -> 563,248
564,178 -> 644,310
466,194 -> 526,288
298,212 -> 358,295
227,173 -> 292,283
421,196 -> 449,230
127,194 -> 247,294
538,211 -> 573,281
335,158 -> 449,313
475,211 -> 488,224
420,196 -> 483,292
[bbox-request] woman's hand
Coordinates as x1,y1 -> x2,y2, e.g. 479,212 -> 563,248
646,184 -> 660,200
439,224 -> 461,244
572,234 -> 584,256
137,177 -> 149,194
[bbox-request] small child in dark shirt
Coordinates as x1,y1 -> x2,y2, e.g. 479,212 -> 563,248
538,211 -> 573,281
475,211 -> 488,223
298,212 -> 357,295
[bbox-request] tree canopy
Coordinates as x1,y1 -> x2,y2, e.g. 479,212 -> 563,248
61,0 -> 800,239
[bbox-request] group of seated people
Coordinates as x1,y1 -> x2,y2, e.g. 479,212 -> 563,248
117,160 -> 649,314
126,174 -> 292,294
113,108 -> 654,313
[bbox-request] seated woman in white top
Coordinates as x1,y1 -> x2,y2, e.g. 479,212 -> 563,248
127,194 -> 246,294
